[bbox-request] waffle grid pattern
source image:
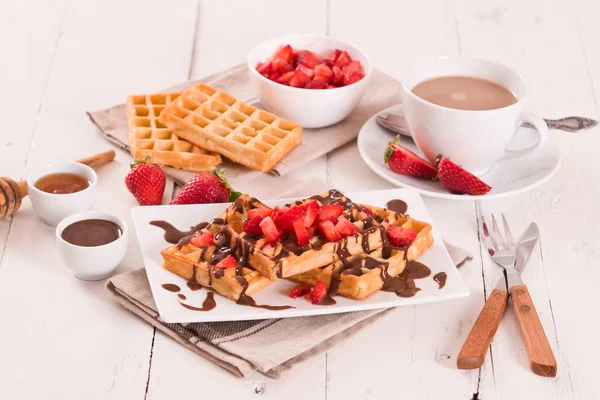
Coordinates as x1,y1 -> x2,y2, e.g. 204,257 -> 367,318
158,84 -> 302,172
126,92 -> 221,171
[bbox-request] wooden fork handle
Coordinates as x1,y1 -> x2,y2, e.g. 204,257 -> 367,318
510,284 -> 557,377
457,288 -> 508,369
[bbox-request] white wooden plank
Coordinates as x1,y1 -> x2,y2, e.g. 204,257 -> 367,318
456,0 -> 600,398
0,0 -> 196,398
146,1 -> 329,398
326,1 -> 489,399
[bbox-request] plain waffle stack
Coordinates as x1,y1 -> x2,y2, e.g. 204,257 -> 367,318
126,93 -> 222,171
158,84 -> 302,172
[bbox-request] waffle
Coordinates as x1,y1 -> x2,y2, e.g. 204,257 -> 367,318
158,84 -> 302,172
126,92 -> 222,172
160,222 -> 271,301
289,248 -> 407,300
217,194 -> 270,234
233,190 -> 400,281
360,204 -> 434,261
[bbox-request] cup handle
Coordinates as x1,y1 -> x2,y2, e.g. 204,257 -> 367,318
499,113 -> 548,161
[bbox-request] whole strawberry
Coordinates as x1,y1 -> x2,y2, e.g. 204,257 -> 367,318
437,156 -> 492,195
384,136 -> 438,179
170,169 -> 241,205
125,157 -> 166,206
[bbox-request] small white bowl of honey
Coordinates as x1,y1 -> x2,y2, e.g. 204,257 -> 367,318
27,162 -> 97,226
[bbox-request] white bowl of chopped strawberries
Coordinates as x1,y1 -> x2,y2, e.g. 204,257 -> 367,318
248,34 -> 372,128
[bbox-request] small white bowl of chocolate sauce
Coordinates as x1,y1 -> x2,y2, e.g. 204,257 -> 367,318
27,161 -> 97,226
56,211 -> 128,281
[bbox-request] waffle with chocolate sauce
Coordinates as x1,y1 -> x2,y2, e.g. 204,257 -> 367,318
232,190 -> 399,281
160,221 -> 271,301
289,248 -> 407,299
287,204 -> 434,299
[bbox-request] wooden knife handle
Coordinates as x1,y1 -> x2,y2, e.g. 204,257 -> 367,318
457,288 -> 508,370
510,284 -> 557,377
76,150 -> 116,169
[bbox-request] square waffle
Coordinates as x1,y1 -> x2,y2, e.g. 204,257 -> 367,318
289,247 -> 407,300
160,222 -> 271,301
228,190 -> 404,281
158,84 -> 302,172
126,92 -> 222,172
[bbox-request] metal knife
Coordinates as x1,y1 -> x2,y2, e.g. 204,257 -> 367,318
377,113 -> 598,136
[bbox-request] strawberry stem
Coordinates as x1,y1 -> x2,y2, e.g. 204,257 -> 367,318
384,135 -> 401,163
211,168 -> 242,202
130,155 -> 152,169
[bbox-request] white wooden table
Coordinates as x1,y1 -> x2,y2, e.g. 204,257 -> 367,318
1,0 -> 598,399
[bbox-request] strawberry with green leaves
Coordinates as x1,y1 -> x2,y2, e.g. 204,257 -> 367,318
170,168 -> 241,205
125,156 -> 166,206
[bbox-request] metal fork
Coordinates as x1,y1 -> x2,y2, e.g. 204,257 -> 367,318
457,213 -> 557,377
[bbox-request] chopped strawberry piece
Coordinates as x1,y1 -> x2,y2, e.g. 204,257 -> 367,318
270,207 -> 283,223
292,218 -> 310,246
277,71 -> 295,85
268,71 -> 281,81
314,63 -> 333,80
295,50 -> 323,68
289,284 -> 312,299
327,84 -> 339,89
311,281 -> 327,304
272,58 -> 294,74
256,62 -> 272,76
275,206 -> 306,231
335,216 -> 359,237
334,51 -> 351,68
342,60 -> 362,75
293,64 -> 314,84
331,65 -> 344,85
243,216 -> 264,235
289,77 -> 304,88
190,231 -> 214,247
307,225 -> 318,236
214,255 -> 237,269
318,204 -> 344,220
259,216 -> 280,243
387,225 -> 418,247
272,44 -> 294,64
303,201 -> 319,227
248,208 -> 273,220
342,71 -> 364,86
305,78 -> 327,89
328,49 -> 341,63
318,220 -> 342,242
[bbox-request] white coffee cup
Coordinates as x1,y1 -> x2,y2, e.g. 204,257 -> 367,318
401,57 -> 548,176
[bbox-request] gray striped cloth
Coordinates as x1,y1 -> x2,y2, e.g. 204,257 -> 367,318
106,181 -> 472,378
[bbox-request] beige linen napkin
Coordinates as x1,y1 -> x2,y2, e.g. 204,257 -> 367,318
87,64 -> 402,185
105,181 -> 472,378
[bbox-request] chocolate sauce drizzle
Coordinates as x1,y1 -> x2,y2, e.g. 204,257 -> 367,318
150,220 -> 209,244
234,276 -> 294,310
161,283 -> 181,292
385,199 -> 408,215
178,294 -> 186,300
179,292 -> 216,312
433,272 -> 447,289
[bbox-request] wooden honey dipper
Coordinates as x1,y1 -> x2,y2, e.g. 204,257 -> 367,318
0,150 -> 116,220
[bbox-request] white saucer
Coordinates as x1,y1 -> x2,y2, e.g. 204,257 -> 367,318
358,104 -> 562,200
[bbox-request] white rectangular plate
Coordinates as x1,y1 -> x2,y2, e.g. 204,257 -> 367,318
132,188 -> 469,323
